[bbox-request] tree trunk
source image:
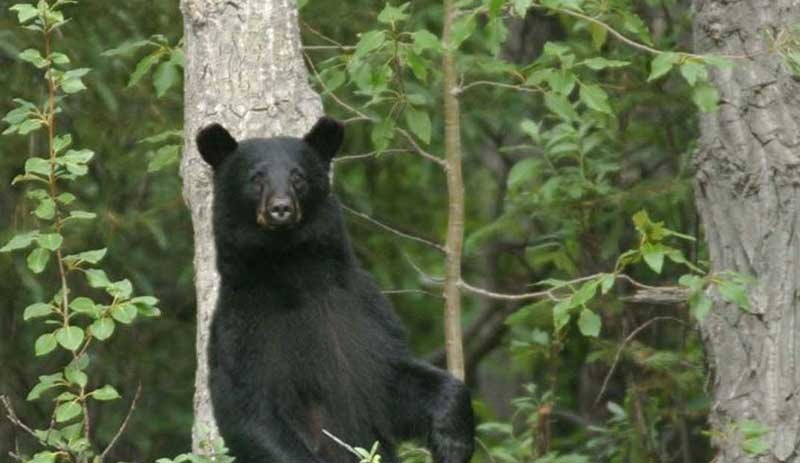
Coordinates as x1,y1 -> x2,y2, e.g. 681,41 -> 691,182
180,0 -> 321,451
693,2 -> 800,462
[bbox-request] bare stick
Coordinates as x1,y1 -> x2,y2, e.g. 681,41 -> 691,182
340,203 -> 446,253
441,0 -> 467,381
0,395 -> 38,439
594,317 -> 686,406
460,80 -> 544,94
99,383 -> 142,461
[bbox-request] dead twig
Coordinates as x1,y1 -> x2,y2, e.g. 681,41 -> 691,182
594,316 -> 686,406
340,203 -> 445,253
99,383 -> 142,461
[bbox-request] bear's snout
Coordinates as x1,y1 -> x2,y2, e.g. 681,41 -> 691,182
257,195 -> 299,228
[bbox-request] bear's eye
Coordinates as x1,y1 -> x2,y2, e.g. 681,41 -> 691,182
250,172 -> 264,184
291,172 -> 306,188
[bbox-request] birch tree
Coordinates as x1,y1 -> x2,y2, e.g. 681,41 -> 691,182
179,0 -> 322,450
693,2 -> 800,461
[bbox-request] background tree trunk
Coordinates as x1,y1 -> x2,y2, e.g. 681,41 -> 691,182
693,2 -> 800,461
180,0 -> 321,451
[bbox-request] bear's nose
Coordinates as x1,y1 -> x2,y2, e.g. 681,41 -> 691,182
267,196 -> 295,224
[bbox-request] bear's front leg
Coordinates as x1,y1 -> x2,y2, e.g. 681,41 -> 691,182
216,400 -> 327,463
388,359 -> 475,463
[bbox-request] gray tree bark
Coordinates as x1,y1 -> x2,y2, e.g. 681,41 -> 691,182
179,0 -> 321,451
693,2 -> 800,462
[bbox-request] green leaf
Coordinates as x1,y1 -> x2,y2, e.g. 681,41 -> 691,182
577,309 -> 601,337
648,52 -> 681,81
512,0 -> 533,16
55,326 -> 84,351
85,269 -> 111,288
91,385 -> 121,401
371,118 -> 395,153
449,13 -> 476,49
404,107 -> 431,144
519,119 -> 540,143
641,243 -> 665,274
580,57 -> 630,70
571,280 -> 599,307
89,318 -> 115,340
62,148 -> 94,164
35,333 -> 57,356
689,292 -> 712,321
353,30 -> 386,61
111,303 -> 137,324
24,302 -> 53,320
692,84 -> 719,112
552,299 -> 571,332
679,60 -> 708,86
63,248 -> 107,265
68,210 -> 97,220
54,401 -> 82,423
544,93 -> 578,121
64,365 -> 87,388
741,437 -> 770,456
53,134 -> 72,153
1,231 -> 38,253
411,30 -> 441,54
69,297 -> 95,314
33,198 -> 56,220
17,118 -> 43,135
61,76 -> 87,94
27,248 -> 50,273
27,380 -> 61,401
600,273 -> 615,294
19,48 -> 47,68
153,61 -> 180,98
108,279 -> 133,299
29,452 -> 56,463
36,233 -> 63,251
718,279 -> 750,311
147,144 -> 180,172
101,39 -> 151,57
318,68 -> 346,93
10,4 -> 39,24
579,83 -> 612,114
127,52 -> 162,88
740,420 -> 769,438
50,52 -> 69,65
588,22 -> 607,49
25,157 -> 51,176
377,2 -> 409,24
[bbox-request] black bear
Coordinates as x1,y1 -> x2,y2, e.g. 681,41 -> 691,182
196,117 -> 475,463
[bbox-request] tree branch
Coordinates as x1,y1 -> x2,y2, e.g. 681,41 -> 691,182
340,203 -> 446,253
99,383 -> 142,461
594,316 -> 686,406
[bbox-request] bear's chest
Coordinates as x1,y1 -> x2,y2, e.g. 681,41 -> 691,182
213,283 -> 389,396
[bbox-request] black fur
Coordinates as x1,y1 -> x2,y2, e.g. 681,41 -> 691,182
200,117 -> 475,463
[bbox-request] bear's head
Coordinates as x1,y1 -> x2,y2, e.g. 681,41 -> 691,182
196,117 -> 344,232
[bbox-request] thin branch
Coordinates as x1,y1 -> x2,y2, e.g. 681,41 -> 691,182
334,149 -> 410,163
458,273 -> 604,301
340,203 -> 446,253
0,395 -> 38,439
303,52 -> 446,168
396,128 -> 447,167
594,316 -> 686,405
533,4 -> 749,60
459,80 -> 544,94
382,289 -> 443,298
99,383 -> 142,461
459,279 -> 555,301
303,45 -> 356,51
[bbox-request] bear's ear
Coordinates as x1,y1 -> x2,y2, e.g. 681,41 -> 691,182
196,123 -> 238,169
303,117 -> 344,163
